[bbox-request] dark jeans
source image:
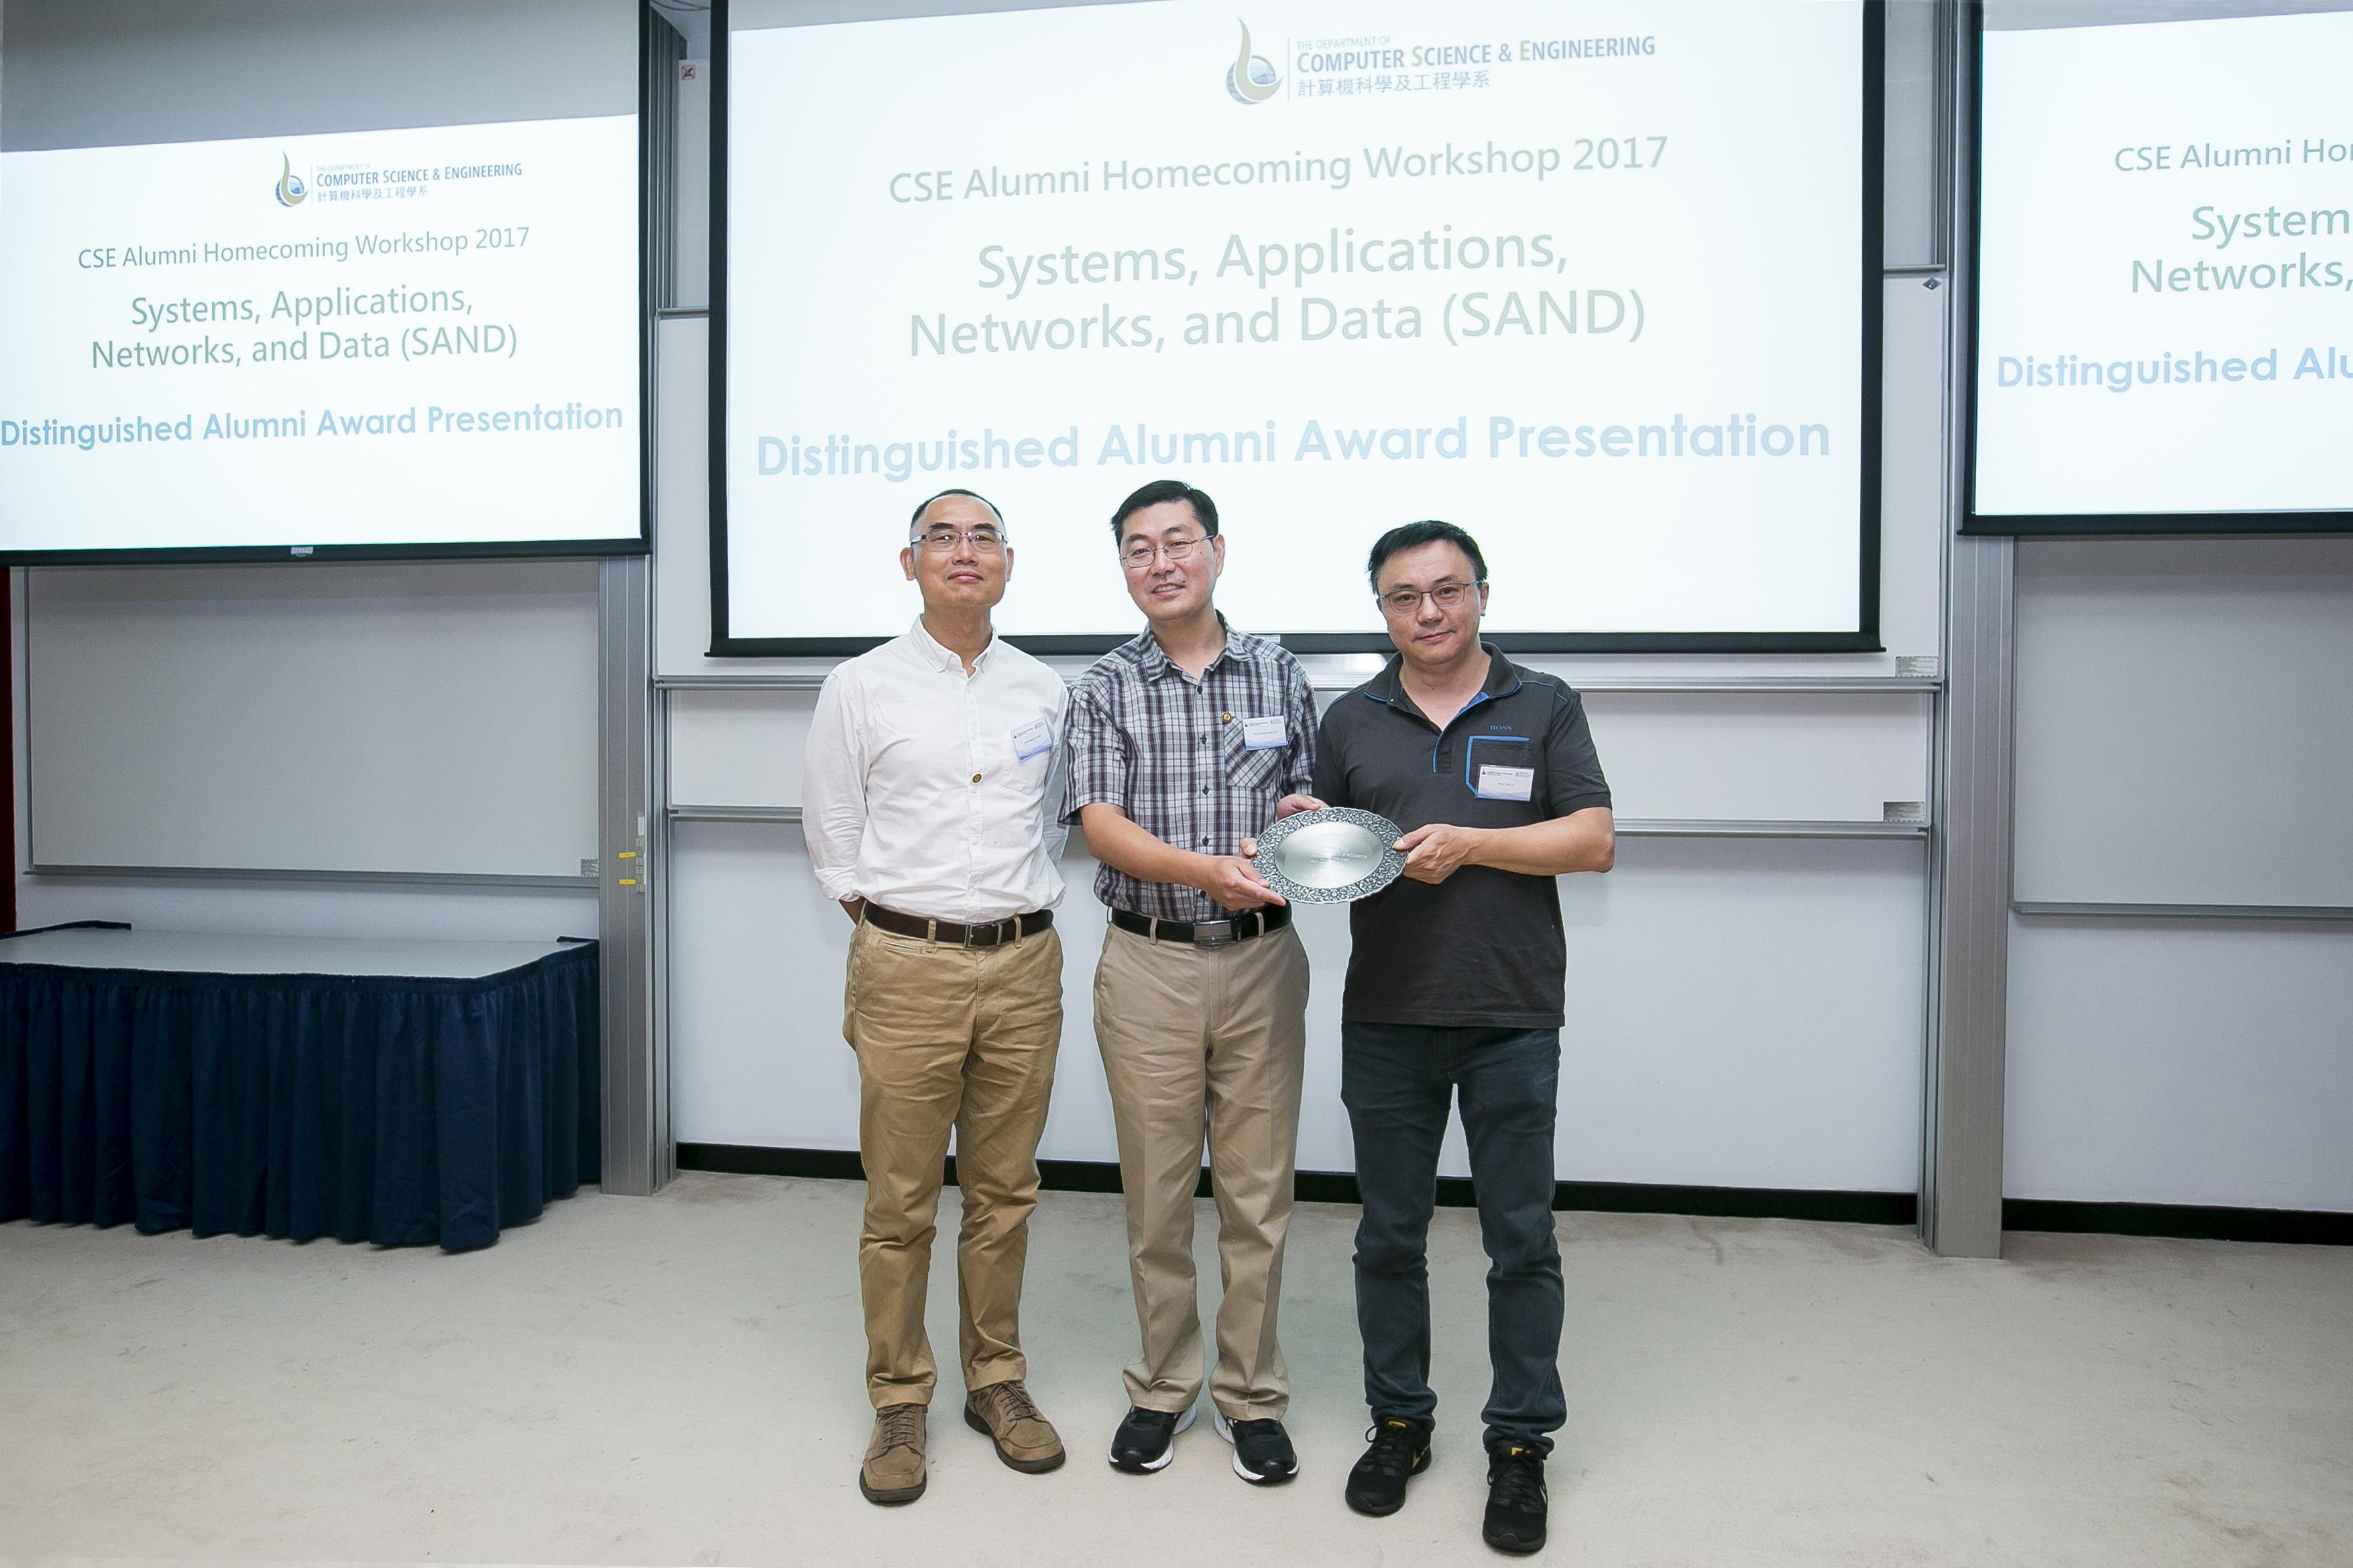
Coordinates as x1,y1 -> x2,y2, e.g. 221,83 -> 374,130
1340,1021 -> 1565,1454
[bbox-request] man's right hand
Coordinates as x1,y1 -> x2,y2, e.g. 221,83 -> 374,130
1194,853 -> 1283,911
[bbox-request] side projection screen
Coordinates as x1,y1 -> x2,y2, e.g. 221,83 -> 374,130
0,0 -> 648,560
1969,5 -> 2353,536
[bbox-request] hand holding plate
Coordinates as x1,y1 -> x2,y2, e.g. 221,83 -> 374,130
1196,853 -> 1283,910
1394,823 -> 1482,885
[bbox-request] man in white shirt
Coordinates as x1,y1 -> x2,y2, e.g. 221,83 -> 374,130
803,488 -> 1072,1506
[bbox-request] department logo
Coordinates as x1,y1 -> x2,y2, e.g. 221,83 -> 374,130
274,152 -> 308,206
1226,19 -> 1281,104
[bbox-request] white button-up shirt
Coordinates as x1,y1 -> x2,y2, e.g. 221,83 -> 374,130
803,618 -> 1069,922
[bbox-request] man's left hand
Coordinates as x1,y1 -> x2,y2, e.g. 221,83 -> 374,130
1394,823 -> 1484,884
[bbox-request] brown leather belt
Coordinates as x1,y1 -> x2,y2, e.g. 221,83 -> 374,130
862,903 -> 1053,948
1109,904 -> 1292,948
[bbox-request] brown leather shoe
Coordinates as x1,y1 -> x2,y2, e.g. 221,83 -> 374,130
963,1379 -> 1066,1473
860,1403 -> 928,1505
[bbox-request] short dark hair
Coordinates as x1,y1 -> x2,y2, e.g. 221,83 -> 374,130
1109,479 -> 1219,542
1367,520 -> 1488,590
909,487 -> 1005,538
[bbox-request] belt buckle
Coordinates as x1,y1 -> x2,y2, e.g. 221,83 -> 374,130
1194,918 -> 1237,947
962,921 -> 992,949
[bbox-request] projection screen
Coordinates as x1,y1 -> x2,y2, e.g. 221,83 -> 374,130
1969,3 -> 2353,535
714,0 -> 1884,653
0,0 -> 648,561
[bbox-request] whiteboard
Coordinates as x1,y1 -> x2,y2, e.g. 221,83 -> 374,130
27,560 -> 599,882
2013,537 -> 2353,908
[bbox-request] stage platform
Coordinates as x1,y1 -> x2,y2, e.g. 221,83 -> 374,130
0,922 -> 600,1252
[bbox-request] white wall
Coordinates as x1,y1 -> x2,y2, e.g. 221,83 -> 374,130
2006,916 -> 2353,1210
2004,538 -> 2353,1214
2012,538 -> 2353,909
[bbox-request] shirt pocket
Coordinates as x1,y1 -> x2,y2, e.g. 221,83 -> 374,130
1009,704 -> 1059,774
1219,719 -> 1292,795
1462,734 -> 1538,802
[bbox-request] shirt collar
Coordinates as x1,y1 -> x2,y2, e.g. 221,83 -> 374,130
908,615 -> 996,675
1367,642 -> 1518,713
1132,613 -> 1256,682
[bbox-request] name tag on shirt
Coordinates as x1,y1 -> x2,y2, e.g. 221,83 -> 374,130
1239,715 -> 1287,750
1476,764 -> 1534,802
1012,718 -> 1054,762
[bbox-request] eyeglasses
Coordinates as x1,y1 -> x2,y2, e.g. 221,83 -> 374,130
911,526 -> 1006,554
1375,580 -> 1484,617
1121,534 -> 1210,571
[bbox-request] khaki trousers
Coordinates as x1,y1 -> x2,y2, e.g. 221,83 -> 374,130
1094,922 -> 1309,1420
843,918 -> 1063,1409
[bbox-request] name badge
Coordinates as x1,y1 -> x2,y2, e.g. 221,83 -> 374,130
1476,764 -> 1534,802
1012,718 -> 1053,761
1240,715 -> 1287,750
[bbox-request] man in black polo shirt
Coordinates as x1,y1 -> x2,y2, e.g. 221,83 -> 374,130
1309,520 -> 1614,1556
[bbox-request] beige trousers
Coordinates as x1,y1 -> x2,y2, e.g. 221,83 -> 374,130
1094,922 -> 1310,1420
843,918 -> 1064,1409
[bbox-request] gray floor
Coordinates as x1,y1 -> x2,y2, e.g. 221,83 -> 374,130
2,1174 -> 2348,1568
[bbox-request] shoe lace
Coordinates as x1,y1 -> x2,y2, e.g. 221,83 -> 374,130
877,1404 -> 925,1451
1488,1445 -> 1546,1509
1360,1419 -> 1424,1477
986,1382 -> 1044,1427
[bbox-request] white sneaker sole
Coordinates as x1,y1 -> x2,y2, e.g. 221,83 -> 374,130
1212,1410 -> 1299,1485
1108,1404 -> 1196,1472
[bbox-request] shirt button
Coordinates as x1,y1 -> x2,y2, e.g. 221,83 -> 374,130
972,773 -> 982,783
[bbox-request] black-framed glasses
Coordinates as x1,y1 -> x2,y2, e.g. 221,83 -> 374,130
1121,534 -> 1209,571
911,525 -> 1006,554
1375,580 -> 1484,617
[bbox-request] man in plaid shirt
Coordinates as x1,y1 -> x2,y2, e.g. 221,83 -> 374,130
1065,478 -> 1324,1487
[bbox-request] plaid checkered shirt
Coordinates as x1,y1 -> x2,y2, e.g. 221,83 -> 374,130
1064,620 -> 1318,922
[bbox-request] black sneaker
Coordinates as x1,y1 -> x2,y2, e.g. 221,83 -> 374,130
1107,1404 -> 1195,1472
1212,1410 -> 1299,1485
1483,1443 -> 1548,1555
1343,1414 -> 1432,1516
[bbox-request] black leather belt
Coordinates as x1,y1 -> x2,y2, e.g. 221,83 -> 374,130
1109,904 -> 1291,948
862,904 -> 1053,948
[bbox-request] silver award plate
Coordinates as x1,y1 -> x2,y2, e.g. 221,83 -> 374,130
1252,806 -> 1408,904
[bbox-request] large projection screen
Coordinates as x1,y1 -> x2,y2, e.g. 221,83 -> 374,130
1968,2 -> 2353,536
714,0 -> 1883,654
0,0 -> 650,562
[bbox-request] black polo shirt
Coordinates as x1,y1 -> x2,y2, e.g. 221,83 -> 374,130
1310,646 -> 1611,1030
